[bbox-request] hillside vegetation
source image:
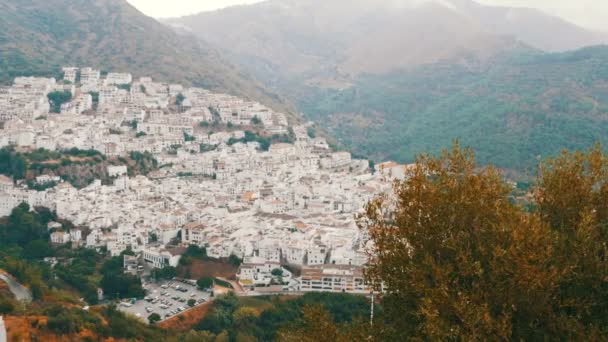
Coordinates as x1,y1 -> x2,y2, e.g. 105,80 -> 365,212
0,146 -> 158,188
299,46 -> 608,173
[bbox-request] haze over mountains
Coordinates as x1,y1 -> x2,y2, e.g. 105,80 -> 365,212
0,0 -> 291,113
167,0 -> 608,173
167,0 -> 608,83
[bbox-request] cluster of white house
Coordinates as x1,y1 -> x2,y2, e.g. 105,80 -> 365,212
0,67 -> 288,155
0,70 -> 415,295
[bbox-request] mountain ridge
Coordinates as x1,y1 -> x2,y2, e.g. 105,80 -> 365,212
165,0 -> 532,84
166,0 -> 608,87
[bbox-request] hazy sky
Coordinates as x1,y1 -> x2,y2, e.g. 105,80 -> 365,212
126,0 -> 608,32
127,0 -> 265,18
477,0 -> 608,32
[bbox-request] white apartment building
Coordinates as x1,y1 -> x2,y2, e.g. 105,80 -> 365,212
299,265 -> 371,294
80,68 -> 100,84
237,256 -> 286,290
62,67 -> 79,83
50,231 -> 71,244
320,152 -> 352,170
70,229 -> 82,242
307,245 -> 328,265
108,165 -> 128,177
142,247 -> 182,268
105,73 -> 133,86
182,223 -> 207,246
138,121 -> 194,136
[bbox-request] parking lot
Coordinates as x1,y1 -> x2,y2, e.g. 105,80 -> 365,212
119,279 -> 212,322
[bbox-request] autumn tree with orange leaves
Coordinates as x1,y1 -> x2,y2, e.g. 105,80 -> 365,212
356,143 -> 608,340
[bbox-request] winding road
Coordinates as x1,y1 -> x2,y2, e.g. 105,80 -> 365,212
0,272 -> 32,303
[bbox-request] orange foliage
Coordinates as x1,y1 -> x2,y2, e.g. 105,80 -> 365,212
158,301 -> 213,332
4,315 -> 112,342
358,143 -> 608,340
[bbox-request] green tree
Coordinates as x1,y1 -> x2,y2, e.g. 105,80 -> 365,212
148,313 -> 161,324
22,239 -> 53,260
277,305 -> 340,342
0,298 -> 15,314
179,330 -> 216,342
184,132 -> 195,142
47,91 -> 72,113
197,276 -> 214,290
10,154 -> 26,180
228,254 -> 242,267
533,144 -> 608,337
179,255 -> 193,266
185,245 -> 207,259
89,91 -> 99,107
152,266 -> 177,280
307,127 -> 316,138
117,83 -> 131,91
233,307 -> 258,331
176,93 -> 186,106
100,270 -> 145,300
188,299 -> 196,307
215,331 -> 230,342
0,203 -> 48,247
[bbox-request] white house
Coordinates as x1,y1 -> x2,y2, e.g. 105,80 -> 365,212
70,229 -> 82,242
307,245 -> 328,265
237,256 -> 290,290
142,247 -> 182,268
50,231 -> 71,244
320,152 -> 352,170
80,67 -> 100,84
108,165 -> 128,177
62,67 -> 79,83
182,223 -> 207,246
104,73 -> 133,86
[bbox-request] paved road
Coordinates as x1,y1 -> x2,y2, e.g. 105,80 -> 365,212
0,272 -> 32,303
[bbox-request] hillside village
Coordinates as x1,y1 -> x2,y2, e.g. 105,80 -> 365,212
0,68 -> 411,295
